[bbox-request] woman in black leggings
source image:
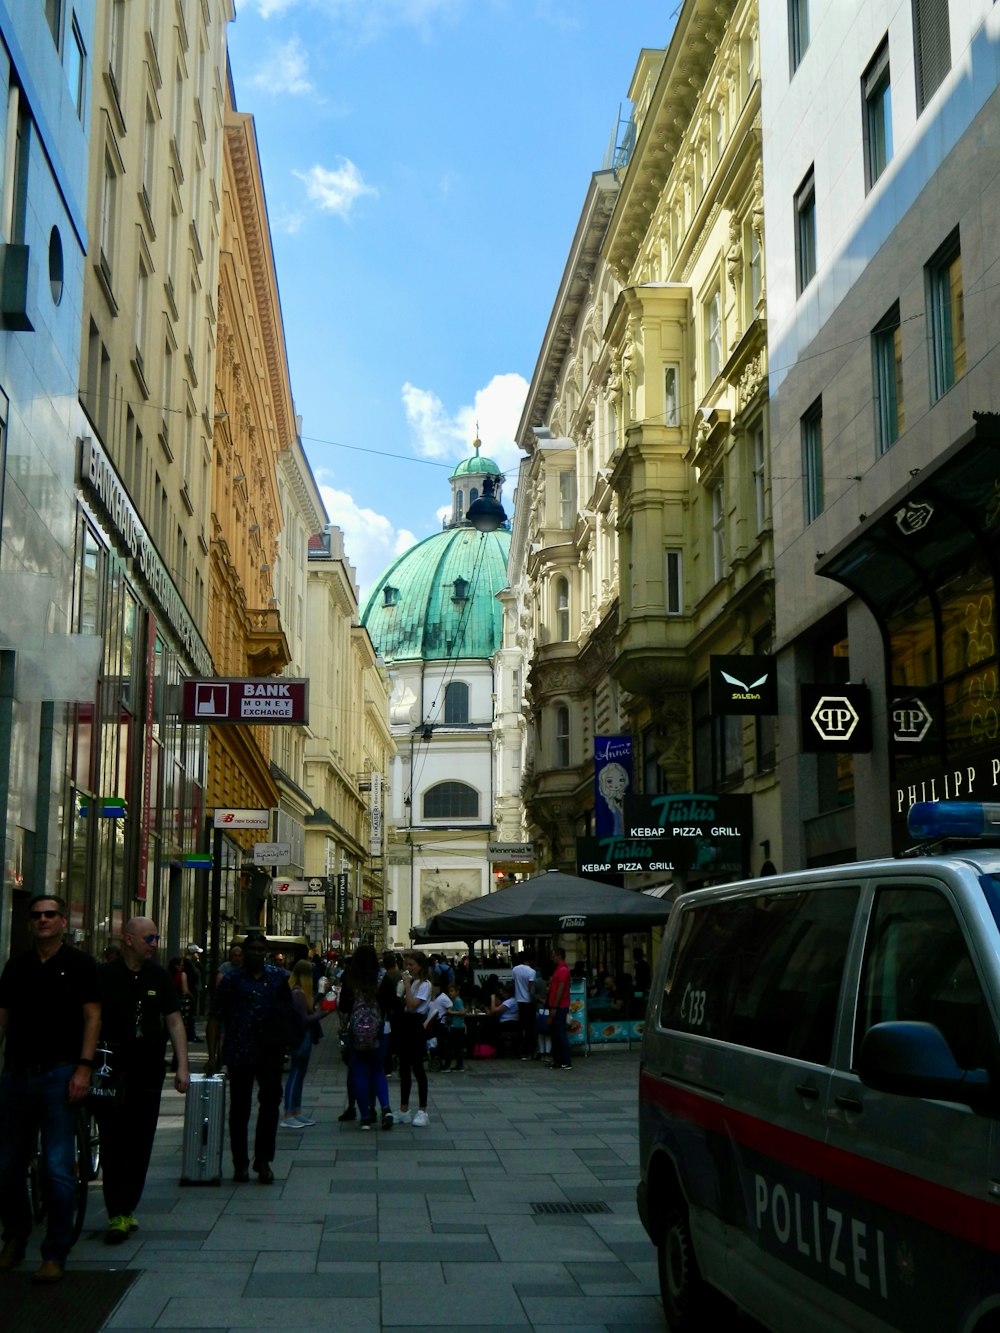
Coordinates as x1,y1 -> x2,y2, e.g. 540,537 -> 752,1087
397,950 -> 432,1126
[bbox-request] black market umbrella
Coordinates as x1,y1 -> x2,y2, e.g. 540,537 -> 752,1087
411,868 -> 672,943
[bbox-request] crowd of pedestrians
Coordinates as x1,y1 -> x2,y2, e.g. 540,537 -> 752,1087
0,907 -> 650,1285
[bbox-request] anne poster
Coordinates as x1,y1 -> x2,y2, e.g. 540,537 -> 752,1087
594,736 -> 632,836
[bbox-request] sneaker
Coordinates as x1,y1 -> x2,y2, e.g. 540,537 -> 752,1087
412,1110 -> 429,1127
297,1117 -> 316,1127
32,1260 -> 64,1284
125,1214 -> 139,1233
396,1110 -> 413,1124
381,1109 -> 394,1130
561,1064 -> 572,1070
359,1117 -> 374,1131
337,1107 -> 357,1122
280,1117 -> 305,1129
0,1240 -> 26,1271
105,1215 -> 130,1245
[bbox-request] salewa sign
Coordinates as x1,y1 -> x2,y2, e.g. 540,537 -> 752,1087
710,655 -> 778,716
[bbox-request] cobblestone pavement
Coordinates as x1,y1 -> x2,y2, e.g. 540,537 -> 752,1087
62,1040 -> 667,1331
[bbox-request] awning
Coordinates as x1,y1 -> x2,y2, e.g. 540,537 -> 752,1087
641,882 -> 674,898
816,412 -> 1000,623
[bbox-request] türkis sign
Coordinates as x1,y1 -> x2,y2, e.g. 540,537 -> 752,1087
577,793 -> 753,877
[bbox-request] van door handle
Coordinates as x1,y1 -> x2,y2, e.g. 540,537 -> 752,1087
794,1083 -> 820,1101
834,1093 -> 864,1113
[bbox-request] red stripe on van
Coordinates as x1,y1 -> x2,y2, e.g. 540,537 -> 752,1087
640,1070 -> 1000,1252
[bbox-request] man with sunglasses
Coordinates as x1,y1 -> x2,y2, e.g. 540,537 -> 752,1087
0,894 -> 100,1282
95,916 -> 189,1244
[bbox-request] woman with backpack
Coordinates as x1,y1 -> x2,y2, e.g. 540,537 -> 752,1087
279,960 -> 329,1129
397,950 -> 433,1127
339,946 -> 395,1130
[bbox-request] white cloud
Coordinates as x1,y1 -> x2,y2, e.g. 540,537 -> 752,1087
318,484 -> 417,598
402,372 -> 528,475
293,160 -> 377,220
242,0 -> 463,41
248,36 -> 316,96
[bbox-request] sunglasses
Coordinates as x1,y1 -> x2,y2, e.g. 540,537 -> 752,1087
30,909 -> 61,920
143,933 -> 160,945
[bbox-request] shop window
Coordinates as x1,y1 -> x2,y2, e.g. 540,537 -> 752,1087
794,166 -> 816,294
444,681 -> 469,725
693,682 -> 744,791
913,0 -> 951,114
863,37 -> 893,190
927,229 -> 964,402
872,302 -> 904,453
423,781 -> 478,820
801,397 -> 824,525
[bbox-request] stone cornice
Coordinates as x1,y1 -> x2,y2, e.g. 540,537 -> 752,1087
515,171 -> 620,448
224,106 -> 295,458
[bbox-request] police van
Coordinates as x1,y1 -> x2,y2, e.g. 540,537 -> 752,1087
637,802 -> 1000,1332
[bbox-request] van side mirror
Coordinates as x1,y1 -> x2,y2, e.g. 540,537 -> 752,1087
857,1021 -> 993,1112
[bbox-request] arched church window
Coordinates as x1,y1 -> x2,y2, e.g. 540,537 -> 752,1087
423,780 -> 479,819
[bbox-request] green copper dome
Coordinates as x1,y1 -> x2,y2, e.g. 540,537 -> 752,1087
360,526 -> 511,662
450,438 -> 499,478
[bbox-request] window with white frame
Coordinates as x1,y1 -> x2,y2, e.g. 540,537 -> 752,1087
751,419 -> 767,533
99,148 -> 117,278
665,548 -> 683,615
926,229 -> 965,402
706,288 -> 722,382
558,471 -> 577,529
141,99 -> 156,211
134,259 -> 149,374
664,364 -> 680,427
746,220 -> 762,320
711,482 -> 725,582
423,782 -> 479,820
801,397 -> 824,525
108,0 -> 126,100
555,576 -> 570,641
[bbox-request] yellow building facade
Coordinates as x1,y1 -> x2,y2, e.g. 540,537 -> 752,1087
510,0 -> 780,883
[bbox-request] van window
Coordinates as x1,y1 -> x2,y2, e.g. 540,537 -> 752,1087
659,887 -> 859,1063
856,886 -> 996,1072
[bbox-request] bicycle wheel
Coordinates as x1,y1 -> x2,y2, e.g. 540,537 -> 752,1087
70,1110 -> 91,1242
28,1134 -> 46,1225
82,1110 -> 101,1181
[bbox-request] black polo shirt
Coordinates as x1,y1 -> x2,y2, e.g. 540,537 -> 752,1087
98,957 -> 179,1085
0,942 -> 100,1071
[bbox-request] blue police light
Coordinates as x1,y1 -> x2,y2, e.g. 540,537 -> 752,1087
908,801 -> 1000,839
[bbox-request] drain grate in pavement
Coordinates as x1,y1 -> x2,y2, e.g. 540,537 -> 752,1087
530,1200 -> 611,1215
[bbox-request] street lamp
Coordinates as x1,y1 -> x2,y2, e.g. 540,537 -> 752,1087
466,472 -> 507,532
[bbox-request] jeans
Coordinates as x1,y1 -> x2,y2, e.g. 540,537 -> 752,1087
349,1033 -> 390,1119
283,1034 -> 312,1113
552,1008 -> 571,1067
227,1053 -> 283,1170
0,1065 -> 78,1261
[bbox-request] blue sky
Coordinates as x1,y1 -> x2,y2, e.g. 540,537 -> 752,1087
228,0 -> 676,595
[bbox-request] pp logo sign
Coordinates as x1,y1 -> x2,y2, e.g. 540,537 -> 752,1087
800,684 -> 872,752
810,695 -> 859,742
892,696 -> 933,743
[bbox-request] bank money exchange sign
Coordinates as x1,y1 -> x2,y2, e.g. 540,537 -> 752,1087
183,678 -> 309,725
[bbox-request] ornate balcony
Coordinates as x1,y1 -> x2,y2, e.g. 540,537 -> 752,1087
245,606 -> 291,676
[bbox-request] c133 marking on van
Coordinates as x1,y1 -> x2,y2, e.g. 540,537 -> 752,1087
754,1172 -> 889,1300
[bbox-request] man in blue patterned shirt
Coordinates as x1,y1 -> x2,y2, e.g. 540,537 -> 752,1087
206,932 -> 292,1184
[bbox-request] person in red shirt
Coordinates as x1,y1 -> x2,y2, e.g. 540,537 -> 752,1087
546,948 -> 572,1070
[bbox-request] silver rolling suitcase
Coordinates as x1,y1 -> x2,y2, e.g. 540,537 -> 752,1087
180,1073 -> 226,1185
